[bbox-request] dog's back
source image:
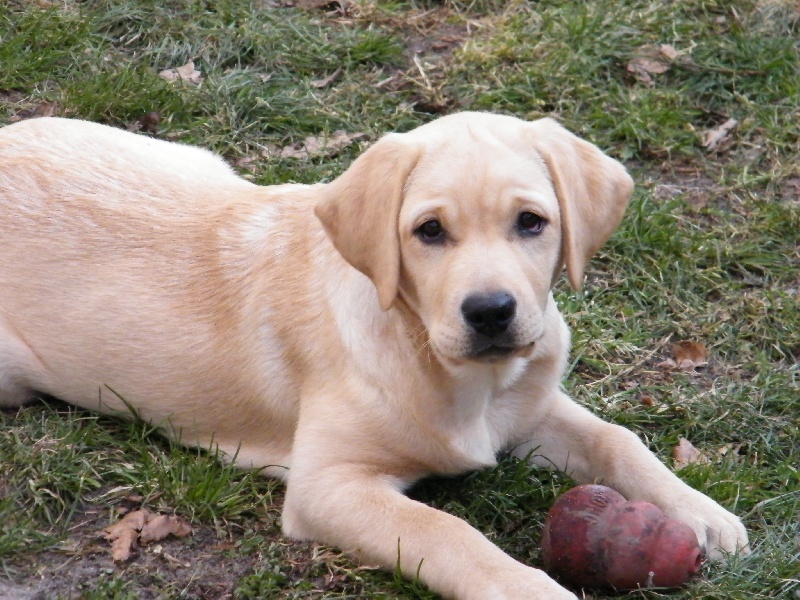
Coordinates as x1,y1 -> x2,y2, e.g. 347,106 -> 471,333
0,117 -> 243,198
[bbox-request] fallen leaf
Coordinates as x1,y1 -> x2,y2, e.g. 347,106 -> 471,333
657,43 -> 681,61
103,509 -> 149,562
257,142 -> 281,159
627,45 -> 672,84
126,111 -> 161,134
672,340 -> 708,370
673,437 -> 711,470
159,61 -> 204,85
109,527 -> 138,562
103,509 -> 148,537
32,101 -> 57,117
176,61 -> 203,83
626,44 -> 693,85
102,509 -> 192,562
234,155 -> 258,170
277,130 -> 365,160
311,66 -> 343,88
139,514 -> 192,545
140,111 -> 161,133
639,394 -> 655,406
278,145 -> 308,160
9,101 -> 59,122
412,95 -> 456,114
702,118 -> 738,151
158,68 -> 177,81
658,340 -> 708,371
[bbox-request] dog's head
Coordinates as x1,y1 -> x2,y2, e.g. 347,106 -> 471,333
316,112 -> 633,364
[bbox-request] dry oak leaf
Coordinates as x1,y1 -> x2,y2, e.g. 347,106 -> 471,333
673,437 -> 712,470
278,130 -> 365,160
627,44 -> 688,84
702,118 -> 738,151
103,509 -> 149,562
139,514 -> 192,545
102,508 -> 192,562
659,340 -> 708,371
672,340 -> 708,370
159,61 -> 204,85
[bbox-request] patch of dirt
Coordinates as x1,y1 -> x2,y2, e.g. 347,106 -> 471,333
2,489 -> 366,599
0,88 -> 66,124
651,171 -> 722,210
381,8 -> 471,114
0,90 -> 26,104
313,3 -> 473,114
4,503 -> 247,598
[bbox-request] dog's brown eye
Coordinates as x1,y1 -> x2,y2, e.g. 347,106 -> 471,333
517,211 -> 545,236
416,219 -> 445,243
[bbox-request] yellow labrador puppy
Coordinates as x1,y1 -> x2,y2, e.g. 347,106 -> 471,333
0,113 -> 747,599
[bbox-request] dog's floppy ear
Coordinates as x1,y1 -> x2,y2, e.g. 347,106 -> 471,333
527,118 -> 634,290
315,134 -> 422,311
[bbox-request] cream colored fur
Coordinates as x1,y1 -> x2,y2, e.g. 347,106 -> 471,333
0,113 -> 747,599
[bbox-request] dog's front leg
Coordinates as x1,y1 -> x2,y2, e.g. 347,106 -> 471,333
282,463 -> 577,600
513,391 -> 749,561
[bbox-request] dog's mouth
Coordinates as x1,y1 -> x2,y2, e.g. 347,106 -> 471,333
469,341 -> 535,363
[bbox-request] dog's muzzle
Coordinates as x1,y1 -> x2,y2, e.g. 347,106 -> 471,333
461,291 -> 525,360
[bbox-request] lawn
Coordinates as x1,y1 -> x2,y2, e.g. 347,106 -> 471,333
0,0 -> 798,598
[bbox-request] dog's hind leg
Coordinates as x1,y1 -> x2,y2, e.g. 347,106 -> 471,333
0,317 -> 44,407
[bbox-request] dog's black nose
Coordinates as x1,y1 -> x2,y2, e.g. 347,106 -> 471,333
461,292 -> 517,338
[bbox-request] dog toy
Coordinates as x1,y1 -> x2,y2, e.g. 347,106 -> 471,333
541,484 -> 703,590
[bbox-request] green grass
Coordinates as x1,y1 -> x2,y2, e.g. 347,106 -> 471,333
1,0 -> 798,598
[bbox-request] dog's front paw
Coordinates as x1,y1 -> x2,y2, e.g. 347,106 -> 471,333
665,491 -> 749,561
483,568 -> 578,600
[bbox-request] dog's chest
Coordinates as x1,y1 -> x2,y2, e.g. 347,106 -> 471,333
435,356 -> 531,465
437,373 -> 520,469
445,410 -> 497,468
